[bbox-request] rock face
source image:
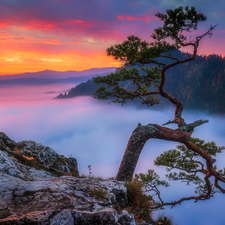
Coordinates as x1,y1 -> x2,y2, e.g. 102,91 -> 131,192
0,132 -> 79,179
0,171 -> 130,224
0,132 -> 148,225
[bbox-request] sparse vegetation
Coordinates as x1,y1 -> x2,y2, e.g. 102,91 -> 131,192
155,213 -> 175,225
70,166 -> 79,177
78,173 -> 107,181
124,179 -> 153,223
57,155 -> 67,164
90,188 -> 108,199
123,175 -> 178,224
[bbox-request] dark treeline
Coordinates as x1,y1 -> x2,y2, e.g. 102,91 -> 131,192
55,51 -> 225,114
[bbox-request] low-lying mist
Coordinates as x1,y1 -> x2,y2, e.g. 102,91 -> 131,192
0,84 -> 224,225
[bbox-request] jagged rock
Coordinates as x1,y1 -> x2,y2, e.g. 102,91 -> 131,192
0,132 -> 17,151
119,210 -> 136,225
0,132 -> 79,178
16,140 -> 79,176
0,150 -> 54,181
17,140 -> 59,166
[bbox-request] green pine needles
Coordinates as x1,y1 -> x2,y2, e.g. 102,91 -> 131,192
155,138 -> 225,197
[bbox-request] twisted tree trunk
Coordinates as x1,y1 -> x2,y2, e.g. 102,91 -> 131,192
116,120 -> 208,181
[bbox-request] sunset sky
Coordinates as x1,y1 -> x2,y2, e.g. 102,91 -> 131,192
0,0 -> 224,75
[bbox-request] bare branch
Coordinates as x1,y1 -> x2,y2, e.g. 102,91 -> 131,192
195,24 -> 218,45
159,55 -> 180,62
214,178 -> 225,193
177,119 -> 209,132
151,172 -> 212,209
162,120 -> 177,126
143,60 -> 166,67
163,119 -> 209,133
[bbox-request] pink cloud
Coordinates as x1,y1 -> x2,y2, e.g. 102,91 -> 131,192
100,30 -> 120,34
22,20 -> 59,31
117,15 -> 125,20
151,9 -> 158,13
117,13 -> 160,23
72,40 -> 80,43
0,22 -> 10,28
65,19 -> 84,25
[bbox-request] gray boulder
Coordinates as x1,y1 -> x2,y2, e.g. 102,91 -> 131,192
0,132 -> 79,178
0,132 -> 17,150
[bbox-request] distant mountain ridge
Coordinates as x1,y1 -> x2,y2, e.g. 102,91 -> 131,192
0,67 -> 116,87
0,67 -> 116,80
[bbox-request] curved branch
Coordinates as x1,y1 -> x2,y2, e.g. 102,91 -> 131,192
116,123 -> 191,181
144,185 -> 164,205
163,119 -> 209,132
158,25 -> 217,126
152,172 -> 212,209
142,59 -> 166,67
159,55 -> 180,62
214,178 -> 225,193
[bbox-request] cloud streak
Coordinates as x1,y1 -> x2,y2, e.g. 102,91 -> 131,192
117,12 -> 160,23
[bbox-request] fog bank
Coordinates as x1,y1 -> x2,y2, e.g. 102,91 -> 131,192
0,84 -> 225,225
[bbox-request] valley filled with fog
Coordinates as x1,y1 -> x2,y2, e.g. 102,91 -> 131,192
0,83 -> 225,225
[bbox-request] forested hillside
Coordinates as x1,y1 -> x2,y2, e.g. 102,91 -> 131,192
56,51 -> 225,113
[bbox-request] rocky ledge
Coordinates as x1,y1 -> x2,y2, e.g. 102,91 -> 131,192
0,132 -> 154,225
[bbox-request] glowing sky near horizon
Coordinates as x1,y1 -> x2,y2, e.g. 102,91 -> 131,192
0,0 -> 224,75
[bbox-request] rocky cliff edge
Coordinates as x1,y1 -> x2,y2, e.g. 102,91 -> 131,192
0,132 -> 154,225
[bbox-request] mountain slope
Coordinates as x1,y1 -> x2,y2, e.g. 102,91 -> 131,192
55,51 -> 225,114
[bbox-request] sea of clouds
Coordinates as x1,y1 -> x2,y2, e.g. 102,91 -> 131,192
0,83 -> 224,225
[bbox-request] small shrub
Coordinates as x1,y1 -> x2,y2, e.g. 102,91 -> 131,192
156,213 -> 175,225
70,167 -> 79,177
78,173 -> 87,178
58,155 -> 66,163
125,180 -> 153,222
24,159 -> 41,170
90,188 -> 108,199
